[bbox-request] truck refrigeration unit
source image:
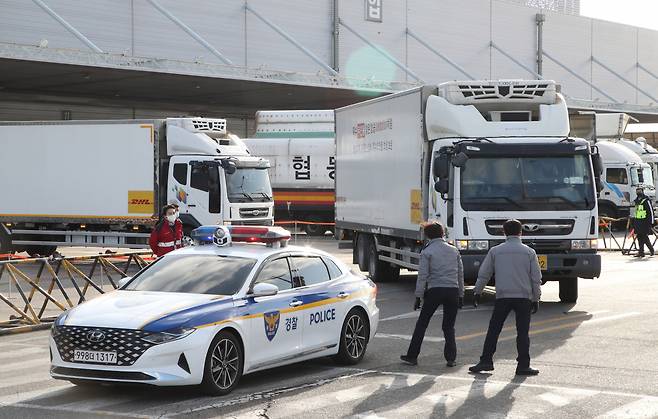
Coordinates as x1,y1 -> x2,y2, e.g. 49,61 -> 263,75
0,118 -> 273,256
335,80 -> 603,303
244,111 -> 336,236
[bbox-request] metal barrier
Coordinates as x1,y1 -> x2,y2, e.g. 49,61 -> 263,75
598,216 -> 658,254
0,251 -> 152,335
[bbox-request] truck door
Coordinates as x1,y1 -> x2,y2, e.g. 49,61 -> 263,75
603,166 -> 628,208
168,157 -> 222,226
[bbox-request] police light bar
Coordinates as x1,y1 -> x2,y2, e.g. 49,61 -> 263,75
191,225 -> 229,246
228,226 -> 291,248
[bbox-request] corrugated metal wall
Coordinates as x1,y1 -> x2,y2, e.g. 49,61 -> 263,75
0,0 -> 657,107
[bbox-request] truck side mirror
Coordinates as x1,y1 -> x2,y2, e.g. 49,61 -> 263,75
596,177 -> 604,193
592,153 -> 603,176
434,179 -> 449,194
219,160 -> 237,174
452,152 -> 469,168
433,154 -> 450,179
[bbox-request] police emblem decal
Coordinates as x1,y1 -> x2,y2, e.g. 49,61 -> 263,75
263,311 -> 281,341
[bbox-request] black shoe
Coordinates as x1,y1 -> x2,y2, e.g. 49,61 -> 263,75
446,361 -> 457,368
469,362 -> 494,373
634,253 -> 645,258
515,367 -> 539,376
400,355 -> 417,366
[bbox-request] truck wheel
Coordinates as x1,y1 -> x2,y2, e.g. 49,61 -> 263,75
367,239 -> 399,282
559,277 -> 578,303
0,224 -> 12,254
303,222 -> 326,236
26,245 -> 57,258
356,234 -> 370,271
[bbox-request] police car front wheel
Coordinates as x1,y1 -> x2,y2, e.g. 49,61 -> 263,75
336,309 -> 369,365
201,330 -> 244,396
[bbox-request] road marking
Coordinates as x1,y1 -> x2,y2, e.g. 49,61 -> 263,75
498,312 -> 642,342
374,333 -> 445,343
0,383 -> 73,405
165,369 -> 372,417
380,307 -> 493,322
3,357 -> 50,375
375,310 -> 611,344
0,346 -> 48,361
596,397 -> 658,418
537,388 -> 599,407
6,402 -> 153,418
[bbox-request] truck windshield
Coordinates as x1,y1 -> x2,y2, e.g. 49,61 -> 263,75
630,166 -> 655,187
124,255 -> 256,295
460,155 -> 596,211
226,168 -> 273,203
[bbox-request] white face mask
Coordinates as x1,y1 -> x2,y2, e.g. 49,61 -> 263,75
166,214 -> 176,223
175,210 -> 180,219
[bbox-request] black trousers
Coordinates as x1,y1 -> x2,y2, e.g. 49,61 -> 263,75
406,287 -> 459,362
480,298 -> 532,368
636,233 -> 654,255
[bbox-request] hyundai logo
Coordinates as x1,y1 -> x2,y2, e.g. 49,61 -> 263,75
522,223 -> 540,232
250,210 -> 265,216
86,331 -> 105,343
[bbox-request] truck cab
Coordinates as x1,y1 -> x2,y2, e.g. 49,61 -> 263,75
427,81 -> 602,303
164,118 -> 273,231
595,141 -> 655,219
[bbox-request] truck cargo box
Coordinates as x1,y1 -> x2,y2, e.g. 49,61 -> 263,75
0,121 -> 158,223
335,87 -> 434,239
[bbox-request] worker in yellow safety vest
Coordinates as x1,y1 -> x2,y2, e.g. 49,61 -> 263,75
633,187 -> 655,257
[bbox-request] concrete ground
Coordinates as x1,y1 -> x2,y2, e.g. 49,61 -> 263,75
0,237 -> 657,418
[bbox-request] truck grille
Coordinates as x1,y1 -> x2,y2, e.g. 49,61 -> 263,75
485,219 -> 574,236
239,208 -> 270,218
489,239 -> 571,253
53,326 -> 155,366
458,83 -> 551,100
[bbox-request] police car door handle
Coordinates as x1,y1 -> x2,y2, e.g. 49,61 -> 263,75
289,300 -> 303,307
338,292 -> 350,299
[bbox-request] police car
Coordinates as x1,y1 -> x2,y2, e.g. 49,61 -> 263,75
49,226 -> 379,395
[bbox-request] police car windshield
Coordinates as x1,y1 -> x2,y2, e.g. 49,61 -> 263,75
124,255 -> 256,295
226,168 -> 272,203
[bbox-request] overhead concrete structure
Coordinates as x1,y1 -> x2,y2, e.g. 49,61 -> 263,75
0,0 -> 657,135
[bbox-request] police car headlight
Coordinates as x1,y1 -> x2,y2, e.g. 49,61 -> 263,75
456,240 -> 469,250
141,327 -> 195,345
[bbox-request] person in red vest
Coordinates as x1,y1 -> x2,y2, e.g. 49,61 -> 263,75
149,204 -> 183,257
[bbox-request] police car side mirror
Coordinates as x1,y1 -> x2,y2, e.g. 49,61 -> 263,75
117,276 -> 132,288
252,283 -> 279,297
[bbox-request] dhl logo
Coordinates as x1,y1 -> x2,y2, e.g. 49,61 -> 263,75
130,199 -> 153,205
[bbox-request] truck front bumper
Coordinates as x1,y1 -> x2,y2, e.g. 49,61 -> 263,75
462,252 -> 601,283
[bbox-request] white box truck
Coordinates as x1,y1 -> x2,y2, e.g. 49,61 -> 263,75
570,112 -> 656,219
243,111 -> 335,236
0,118 -> 273,256
336,80 -> 602,303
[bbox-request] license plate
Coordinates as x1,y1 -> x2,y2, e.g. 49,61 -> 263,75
537,255 -> 547,271
73,349 -> 117,364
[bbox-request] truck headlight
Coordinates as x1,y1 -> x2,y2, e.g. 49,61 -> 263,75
571,239 -> 597,250
456,240 -> 488,251
141,327 -> 195,345
468,240 -> 489,251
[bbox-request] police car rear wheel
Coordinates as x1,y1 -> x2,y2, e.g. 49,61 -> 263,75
201,331 -> 243,395
336,309 -> 369,365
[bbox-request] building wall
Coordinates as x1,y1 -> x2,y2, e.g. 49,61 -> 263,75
0,0 -> 657,107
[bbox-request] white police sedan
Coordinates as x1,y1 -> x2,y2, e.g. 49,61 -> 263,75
50,226 -> 379,395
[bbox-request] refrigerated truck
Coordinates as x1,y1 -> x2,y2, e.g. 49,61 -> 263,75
0,118 -> 273,256
243,111 -> 335,236
570,112 -> 656,219
335,80 -> 602,303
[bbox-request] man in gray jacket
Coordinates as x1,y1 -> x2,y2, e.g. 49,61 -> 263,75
400,221 -> 464,367
469,219 -> 542,376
